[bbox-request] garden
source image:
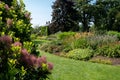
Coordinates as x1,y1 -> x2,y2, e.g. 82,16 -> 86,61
0,0 -> 120,80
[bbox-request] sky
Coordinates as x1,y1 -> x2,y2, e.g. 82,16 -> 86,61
24,0 -> 55,27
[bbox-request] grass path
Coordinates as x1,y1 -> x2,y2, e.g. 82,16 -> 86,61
40,51 -> 120,80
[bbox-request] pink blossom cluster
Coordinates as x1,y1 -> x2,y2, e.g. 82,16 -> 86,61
24,12 -> 31,19
21,49 -> 53,70
4,4 -> 10,10
13,41 -> 22,47
0,35 -> 12,47
7,19 -> 13,26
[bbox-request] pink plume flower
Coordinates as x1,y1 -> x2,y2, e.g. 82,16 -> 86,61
5,4 -> 10,10
47,62 -> 53,70
21,49 -> 29,56
7,19 -> 13,26
13,42 -> 22,47
40,56 -> 47,63
0,35 -> 12,45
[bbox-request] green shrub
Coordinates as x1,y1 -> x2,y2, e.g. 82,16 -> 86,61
107,31 -> 120,40
71,38 -> 88,49
67,49 -> 93,60
56,32 -> 75,40
96,43 -> 120,58
40,41 -> 63,53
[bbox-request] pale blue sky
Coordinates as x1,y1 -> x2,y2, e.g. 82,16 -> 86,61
24,0 -> 55,26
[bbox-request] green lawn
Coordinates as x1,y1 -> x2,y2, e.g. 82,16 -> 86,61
40,51 -> 120,80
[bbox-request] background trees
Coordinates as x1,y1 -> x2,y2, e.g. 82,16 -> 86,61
48,0 -> 80,34
49,0 -> 120,33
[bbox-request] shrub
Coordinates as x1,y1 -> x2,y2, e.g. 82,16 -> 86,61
86,34 -> 118,50
107,31 -> 120,40
0,1 -> 32,43
67,49 -> 93,60
96,42 -> 120,58
0,35 -> 53,80
56,32 -> 75,40
71,38 -> 88,49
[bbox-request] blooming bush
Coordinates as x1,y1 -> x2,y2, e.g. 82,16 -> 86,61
0,35 -> 53,80
0,0 -> 32,42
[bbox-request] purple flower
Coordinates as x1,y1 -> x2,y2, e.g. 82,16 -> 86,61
13,42 -> 22,47
40,56 -> 47,63
0,35 -> 12,45
36,57 -> 43,67
28,54 -> 37,66
21,49 -> 29,56
0,35 -> 12,50
47,62 -> 53,70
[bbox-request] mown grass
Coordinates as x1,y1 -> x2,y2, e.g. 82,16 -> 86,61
40,51 -> 120,80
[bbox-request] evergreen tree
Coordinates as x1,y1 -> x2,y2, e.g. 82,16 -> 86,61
48,0 -> 80,34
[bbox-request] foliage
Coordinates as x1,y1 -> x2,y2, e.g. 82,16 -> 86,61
96,42 -> 120,58
0,0 -> 32,42
75,0 -> 93,31
93,0 -> 120,31
56,32 -> 75,40
0,35 -> 53,80
0,0 -> 53,79
48,0 -> 79,34
107,31 -> 120,40
67,48 -> 93,60
40,41 -> 62,53
86,34 -> 118,50
71,38 -> 88,49
89,58 -> 112,65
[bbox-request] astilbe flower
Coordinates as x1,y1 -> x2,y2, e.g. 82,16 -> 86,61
7,19 -> 13,26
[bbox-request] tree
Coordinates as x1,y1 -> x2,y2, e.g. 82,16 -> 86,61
93,0 -> 120,31
1,0 -> 13,6
48,0 -> 80,34
75,0 -> 93,31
